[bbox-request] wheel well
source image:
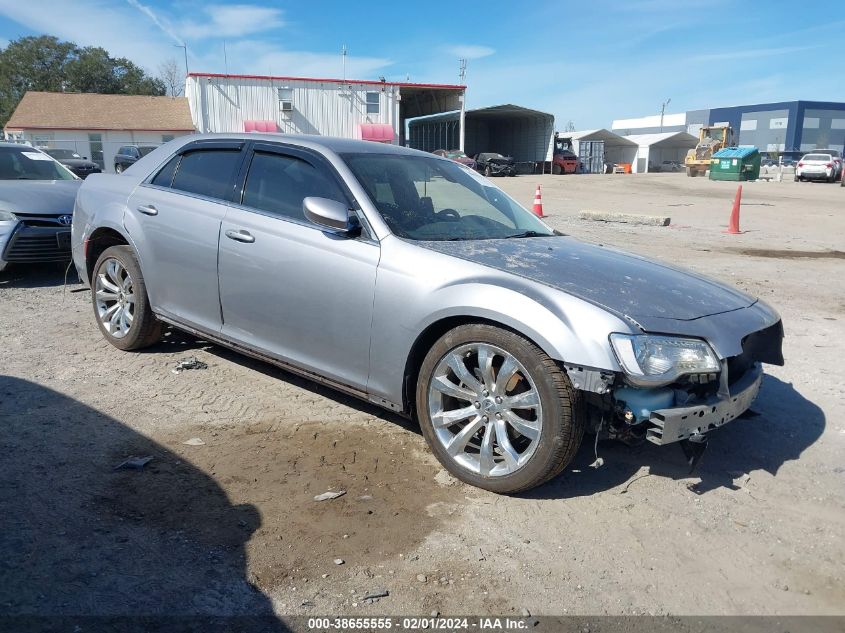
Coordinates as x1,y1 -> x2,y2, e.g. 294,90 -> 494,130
85,228 -> 128,282
401,316 -> 550,417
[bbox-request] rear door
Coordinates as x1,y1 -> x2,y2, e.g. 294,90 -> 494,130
124,140 -> 246,333
217,142 -> 379,391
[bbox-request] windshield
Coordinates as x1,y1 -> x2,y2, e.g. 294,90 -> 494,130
0,147 -> 76,180
46,149 -> 81,159
342,153 -> 553,241
138,146 -> 158,157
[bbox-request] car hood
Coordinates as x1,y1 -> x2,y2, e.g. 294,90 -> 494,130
419,236 -> 756,323
0,180 -> 81,215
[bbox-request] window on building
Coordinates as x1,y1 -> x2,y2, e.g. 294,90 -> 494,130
88,133 -> 104,169
242,151 -> 346,222
32,134 -> 53,148
366,92 -> 380,115
278,87 -> 293,113
170,149 -> 242,200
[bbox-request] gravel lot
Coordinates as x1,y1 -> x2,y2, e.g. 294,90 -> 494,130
1,173 -> 843,620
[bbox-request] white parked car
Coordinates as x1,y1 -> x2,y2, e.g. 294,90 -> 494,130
795,152 -> 839,183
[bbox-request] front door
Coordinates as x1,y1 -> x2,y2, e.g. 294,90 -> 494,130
124,141 -> 245,333
217,144 -> 379,391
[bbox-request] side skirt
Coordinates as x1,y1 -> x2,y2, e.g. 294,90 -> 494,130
154,313 -> 406,416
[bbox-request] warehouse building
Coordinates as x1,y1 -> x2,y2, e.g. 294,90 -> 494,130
3,91 -> 195,173
186,72 -> 465,146
612,100 -> 845,158
407,105 -> 555,165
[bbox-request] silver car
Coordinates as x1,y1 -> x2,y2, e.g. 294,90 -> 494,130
0,142 -> 81,271
71,134 -> 784,494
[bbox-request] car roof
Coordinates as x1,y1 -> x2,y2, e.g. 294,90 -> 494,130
179,132 -> 433,157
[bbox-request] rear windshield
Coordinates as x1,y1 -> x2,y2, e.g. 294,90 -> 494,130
803,154 -> 831,161
138,146 -> 158,157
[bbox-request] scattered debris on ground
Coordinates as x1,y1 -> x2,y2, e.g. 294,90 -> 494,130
113,455 -> 153,471
171,357 -> 208,374
314,490 -> 346,501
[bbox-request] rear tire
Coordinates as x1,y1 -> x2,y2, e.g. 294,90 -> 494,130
115,164 -> 123,174
416,324 -> 584,494
92,245 -> 162,351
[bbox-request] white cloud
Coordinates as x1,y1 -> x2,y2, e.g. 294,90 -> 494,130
444,45 -> 495,60
690,45 -> 822,63
216,40 -> 391,79
0,0 -> 175,72
125,0 -> 183,45
181,4 -> 285,40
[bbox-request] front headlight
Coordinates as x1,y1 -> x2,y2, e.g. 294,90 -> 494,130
609,333 -> 720,386
0,210 -> 16,222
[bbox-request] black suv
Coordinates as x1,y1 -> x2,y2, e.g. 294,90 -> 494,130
44,148 -> 102,179
114,145 -> 158,173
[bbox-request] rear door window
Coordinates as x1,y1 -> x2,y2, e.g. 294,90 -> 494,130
170,149 -> 242,201
241,151 -> 347,222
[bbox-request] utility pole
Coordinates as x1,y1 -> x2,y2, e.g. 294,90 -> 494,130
660,98 -> 671,132
174,44 -> 188,77
458,59 -> 467,153
341,44 -> 347,83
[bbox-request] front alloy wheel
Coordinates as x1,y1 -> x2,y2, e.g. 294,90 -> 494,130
417,324 -> 584,494
427,343 -> 542,477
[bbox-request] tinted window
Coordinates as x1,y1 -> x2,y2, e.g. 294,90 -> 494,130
151,154 -> 181,188
242,151 -> 346,222
170,149 -> 242,200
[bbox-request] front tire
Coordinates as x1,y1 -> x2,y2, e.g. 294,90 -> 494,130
484,165 -> 492,177
416,324 -> 584,494
115,163 -> 123,174
92,245 -> 162,351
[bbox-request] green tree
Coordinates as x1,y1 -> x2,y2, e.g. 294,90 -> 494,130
0,35 -> 165,127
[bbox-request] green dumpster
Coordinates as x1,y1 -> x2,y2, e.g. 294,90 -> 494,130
709,146 -> 761,181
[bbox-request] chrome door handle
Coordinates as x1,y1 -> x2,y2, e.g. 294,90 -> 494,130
225,229 -> 255,243
137,205 -> 158,216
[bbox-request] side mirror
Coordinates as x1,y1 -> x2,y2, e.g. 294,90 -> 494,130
303,197 -> 359,235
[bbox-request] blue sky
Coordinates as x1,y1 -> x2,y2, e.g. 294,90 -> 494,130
0,0 -> 842,129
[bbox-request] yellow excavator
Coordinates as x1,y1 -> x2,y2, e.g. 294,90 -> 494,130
685,125 -> 733,177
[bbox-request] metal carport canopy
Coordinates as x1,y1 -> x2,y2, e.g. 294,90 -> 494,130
565,129 -> 638,165
408,104 -> 555,162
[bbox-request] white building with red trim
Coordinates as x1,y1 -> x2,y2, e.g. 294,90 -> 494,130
185,72 -> 466,147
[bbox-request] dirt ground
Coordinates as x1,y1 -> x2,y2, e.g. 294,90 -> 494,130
1,173 -> 843,621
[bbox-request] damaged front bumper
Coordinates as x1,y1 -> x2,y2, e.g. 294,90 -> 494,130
644,363 -> 763,445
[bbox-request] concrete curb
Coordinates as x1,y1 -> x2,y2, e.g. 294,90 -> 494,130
579,210 -> 671,226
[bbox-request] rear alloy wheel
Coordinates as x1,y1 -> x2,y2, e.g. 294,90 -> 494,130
92,245 -> 162,350
416,324 -> 584,494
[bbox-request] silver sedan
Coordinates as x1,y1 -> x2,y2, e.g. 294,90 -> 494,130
71,134 -> 784,493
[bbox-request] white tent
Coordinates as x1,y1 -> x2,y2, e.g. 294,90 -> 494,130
558,129 -> 638,173
625,131 -> 698,173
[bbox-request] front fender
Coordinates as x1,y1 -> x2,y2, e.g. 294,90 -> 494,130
366,237 -> 630,406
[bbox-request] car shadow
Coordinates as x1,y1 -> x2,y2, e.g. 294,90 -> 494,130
139,328 -> 422,436
0,263 -> 79,289
0,376 -> 289,631
524,375 -> 825,499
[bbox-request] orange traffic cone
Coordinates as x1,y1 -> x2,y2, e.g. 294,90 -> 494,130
723,185 -> 742,234
532,184 -> 545,218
